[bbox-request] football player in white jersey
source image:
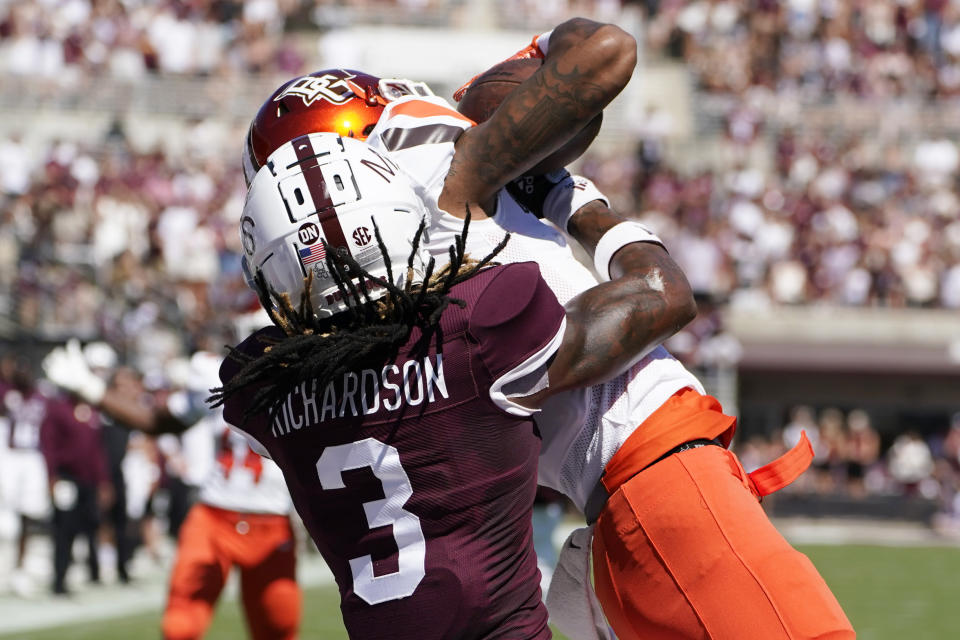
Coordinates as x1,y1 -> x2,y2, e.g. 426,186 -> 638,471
43,345 -> 301,640
240,16 -> 853,640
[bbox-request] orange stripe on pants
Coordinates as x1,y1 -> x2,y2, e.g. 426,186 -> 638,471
592,445 -> 855,639
162,504 -> 301,640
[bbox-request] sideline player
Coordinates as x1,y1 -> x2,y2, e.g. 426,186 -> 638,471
240,22 -> 854,640
0,355 -> 52,596
43,345 -> 301,640
39,351 -> 112,596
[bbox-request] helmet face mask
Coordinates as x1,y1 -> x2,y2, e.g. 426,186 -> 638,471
241,133 -> 430,320
376,77 -> 434,102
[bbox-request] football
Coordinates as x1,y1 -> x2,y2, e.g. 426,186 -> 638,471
456,57 -> 603,176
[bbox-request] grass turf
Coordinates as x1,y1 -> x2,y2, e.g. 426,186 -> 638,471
4,544 -> 958,639
801,544 -> 959,639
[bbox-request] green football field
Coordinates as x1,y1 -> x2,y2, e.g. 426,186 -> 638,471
4,544 -> 958,640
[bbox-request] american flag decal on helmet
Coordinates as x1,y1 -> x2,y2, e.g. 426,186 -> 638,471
299,243 -> 327,266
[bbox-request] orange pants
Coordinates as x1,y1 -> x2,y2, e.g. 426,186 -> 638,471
162,503 -> 301,640
592,444 -> 855,639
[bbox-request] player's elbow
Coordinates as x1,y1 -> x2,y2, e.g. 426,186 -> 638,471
586,25 -> 638,90
670,288 -> 698,334
661,266 -> 698,333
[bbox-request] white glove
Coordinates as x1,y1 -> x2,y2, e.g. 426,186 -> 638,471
42,339 -> 106,404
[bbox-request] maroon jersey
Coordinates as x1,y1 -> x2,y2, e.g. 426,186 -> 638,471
3,386 -> 48,451
39,395 -> 108,486
222,262 -> 563,640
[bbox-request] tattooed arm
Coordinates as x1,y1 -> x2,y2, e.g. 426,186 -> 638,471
515,200 -> 697,408
567,198 -> 696,328
438,18 -> 636,219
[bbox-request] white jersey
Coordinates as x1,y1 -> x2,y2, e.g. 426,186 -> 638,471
169,380 -> 292,516
367,96 -> 703,512
2,387 -> 47,450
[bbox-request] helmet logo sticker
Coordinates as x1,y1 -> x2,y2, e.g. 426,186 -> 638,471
298,222 -> 321,245
298,242 -> 327,267
352,226 -> 373,247
360,147 -> 400,183
274,72 -> 357,107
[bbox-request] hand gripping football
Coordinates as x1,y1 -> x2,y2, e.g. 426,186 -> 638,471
455,57 -> 602,176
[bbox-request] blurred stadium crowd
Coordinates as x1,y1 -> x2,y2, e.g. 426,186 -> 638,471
0,127 -> 252,368
584,0 -> 960,309
0,0 -> 310,79
736,405 -> 960,525
2,0 -> 960,600
647,0 -> 960,98
587,128 -> 960,308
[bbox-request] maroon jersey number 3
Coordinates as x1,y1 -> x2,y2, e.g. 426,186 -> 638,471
316,438 -> 425,604
222,262 -> 563,640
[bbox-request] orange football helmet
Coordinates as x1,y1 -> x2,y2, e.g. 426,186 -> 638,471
243,68 -> 433,185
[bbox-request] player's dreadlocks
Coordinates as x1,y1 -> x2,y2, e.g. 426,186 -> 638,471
209,210 -> 507,423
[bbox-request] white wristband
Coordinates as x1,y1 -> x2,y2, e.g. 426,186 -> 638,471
593,221 -> 665,282
542,174 -> 609,232
534,30 -> 553,56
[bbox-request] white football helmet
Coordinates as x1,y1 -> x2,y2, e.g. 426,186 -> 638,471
241,133 -> 430,319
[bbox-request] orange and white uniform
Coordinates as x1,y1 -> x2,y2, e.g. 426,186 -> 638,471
366,96 -> 854,640
161,355 -> 300,640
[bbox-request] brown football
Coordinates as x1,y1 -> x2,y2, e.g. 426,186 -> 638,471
456,57 -> 602,176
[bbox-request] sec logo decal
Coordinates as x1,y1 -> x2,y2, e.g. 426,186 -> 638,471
352,226 -> 372,246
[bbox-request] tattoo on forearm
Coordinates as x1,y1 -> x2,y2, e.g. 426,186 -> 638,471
448,18 -> 634,214
550,18 -> 604,52
463,37 -> 627,193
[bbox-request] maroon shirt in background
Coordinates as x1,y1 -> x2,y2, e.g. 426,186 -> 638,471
39,394 -> 108,487
2,385 -> 48,450
222,262 -> 563,640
